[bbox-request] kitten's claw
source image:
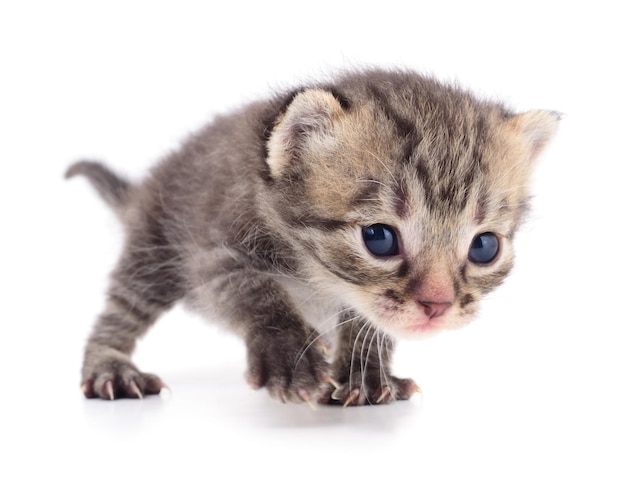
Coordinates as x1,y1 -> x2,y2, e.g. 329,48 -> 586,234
343,389 -> 360,407
376,386 -> 392,404
408,381 -> 421,396
81,354 -> 166,400
330,386 -> 343,401
129,379 -> 144,399
104,380 -> 115,401
324,375 -> 341,390
321,375 -> 420,406
297,389 -> 317,410
81,381 -> 94,398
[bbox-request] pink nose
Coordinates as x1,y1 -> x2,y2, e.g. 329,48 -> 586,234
418,301 -> 452,319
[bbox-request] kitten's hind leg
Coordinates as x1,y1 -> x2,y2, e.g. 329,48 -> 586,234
320,313 -> 420,406
81,237 -> 184,400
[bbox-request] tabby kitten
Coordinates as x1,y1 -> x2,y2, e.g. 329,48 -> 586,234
67,68 -> 559,406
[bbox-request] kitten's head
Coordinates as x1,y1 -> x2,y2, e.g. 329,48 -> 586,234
262,70 -> 559,338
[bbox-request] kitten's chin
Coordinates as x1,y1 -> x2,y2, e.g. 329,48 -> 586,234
384,319 -> 448,340
375,310 -> 475,340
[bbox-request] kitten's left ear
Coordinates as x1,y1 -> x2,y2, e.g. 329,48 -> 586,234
266,89 -> 345,178
506,110 -> 561,161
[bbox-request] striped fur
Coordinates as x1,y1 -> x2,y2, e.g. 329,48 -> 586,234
68,68 -> 558,405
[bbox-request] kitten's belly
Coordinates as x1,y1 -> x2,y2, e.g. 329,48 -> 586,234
275,277 -> 344,352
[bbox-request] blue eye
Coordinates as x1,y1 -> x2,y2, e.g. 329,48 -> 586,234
468,232 -> 499,264
362,224 -> 399,257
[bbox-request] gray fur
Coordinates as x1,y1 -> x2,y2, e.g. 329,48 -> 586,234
67,68 -> 558,405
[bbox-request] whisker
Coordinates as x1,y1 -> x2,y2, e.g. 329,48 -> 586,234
362,323 -> 380,403
377,331 -> 391,392
348,318 -> 369,392
294,307 -> 355,371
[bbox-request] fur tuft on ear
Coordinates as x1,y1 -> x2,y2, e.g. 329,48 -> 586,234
508,110 -> 561,160
266,89 -> 344,178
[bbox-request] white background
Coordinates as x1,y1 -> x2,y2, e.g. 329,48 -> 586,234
2,1 -> 625,476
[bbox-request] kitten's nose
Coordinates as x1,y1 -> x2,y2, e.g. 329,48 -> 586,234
418,301 -> 452,319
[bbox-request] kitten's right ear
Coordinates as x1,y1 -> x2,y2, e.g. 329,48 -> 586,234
266,89 -> 344,178
506,110 -> 561,161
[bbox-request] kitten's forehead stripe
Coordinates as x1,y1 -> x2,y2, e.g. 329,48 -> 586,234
394,191 -> 409,219
366,83 -> 417,139
412,144 -> 483,214
415,160 -> 434,200
475,194 -> 488,223
366,83 -> 422,162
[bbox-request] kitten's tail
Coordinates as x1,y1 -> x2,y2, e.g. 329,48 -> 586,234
65,160 -> 132,212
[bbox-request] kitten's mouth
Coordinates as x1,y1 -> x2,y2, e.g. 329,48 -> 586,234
398,305 -> 475,338
404,316 -> 443,334
404,301 -> 453,333
376,313 -> 447,338
374,296 -> 456,337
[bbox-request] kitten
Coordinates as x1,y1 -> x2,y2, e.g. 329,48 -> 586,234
66,68 -> 559,406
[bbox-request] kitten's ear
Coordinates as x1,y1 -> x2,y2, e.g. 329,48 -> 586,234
266,89 -> 344,178
506,110 -> 561,161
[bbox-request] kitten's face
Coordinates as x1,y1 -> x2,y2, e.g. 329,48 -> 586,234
264,81 -> 558,338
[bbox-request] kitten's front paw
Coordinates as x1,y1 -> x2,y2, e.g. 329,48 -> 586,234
245,330 -> 329,405
81,349 -> 165,400
320,374 -> 420,406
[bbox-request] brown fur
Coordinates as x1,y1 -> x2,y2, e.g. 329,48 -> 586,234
67,68 -> 559,405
